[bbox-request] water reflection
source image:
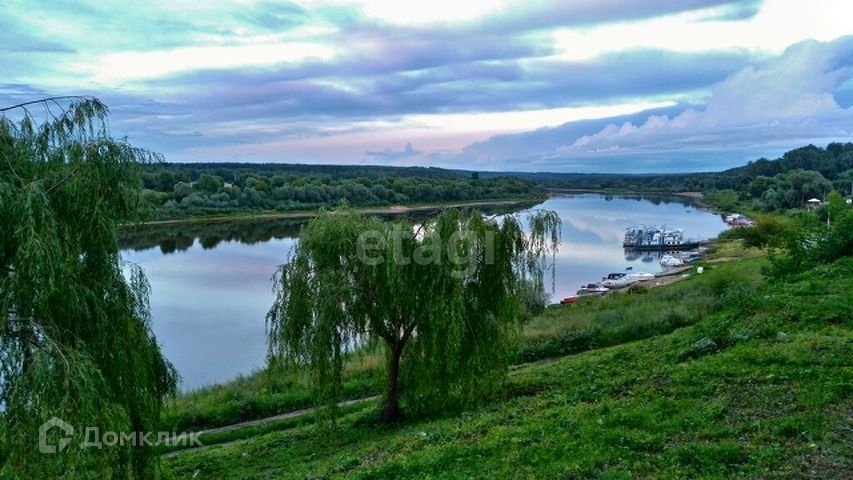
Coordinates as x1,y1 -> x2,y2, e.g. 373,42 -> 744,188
119,218 -> 306,255
120,194 -> 726,390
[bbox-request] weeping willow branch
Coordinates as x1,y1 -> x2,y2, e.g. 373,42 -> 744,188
0,96 -> 91,113
267,208 -> 561,423
1,96 -> 175,479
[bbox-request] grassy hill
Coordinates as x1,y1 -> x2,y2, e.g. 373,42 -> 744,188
162,253 -> 852,479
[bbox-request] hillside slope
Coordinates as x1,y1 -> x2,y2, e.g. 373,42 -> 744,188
164,257 -> 851,479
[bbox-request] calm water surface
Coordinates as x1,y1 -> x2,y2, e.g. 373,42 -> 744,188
120,194 -> 727,390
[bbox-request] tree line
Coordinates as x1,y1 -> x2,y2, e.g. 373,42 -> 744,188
141,143 -> 852,219
141,163 -> 544,219
514,143 -> 853,211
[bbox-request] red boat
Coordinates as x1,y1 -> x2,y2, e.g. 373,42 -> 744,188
559,296 -> 578,305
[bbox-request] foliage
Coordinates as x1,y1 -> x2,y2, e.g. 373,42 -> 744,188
769,192 -> 853,277
0,97 -> 176,478
748,169 -> 834,210
266,209 -> 560,421
722,214 -> 791,248
137,142 -> 852,220
703,189 -> 741,211
521,142 -> 852,212
518,279 -> 548,321
140,163 -> 545,220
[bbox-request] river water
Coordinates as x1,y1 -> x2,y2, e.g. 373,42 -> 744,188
120,194 -> 727,390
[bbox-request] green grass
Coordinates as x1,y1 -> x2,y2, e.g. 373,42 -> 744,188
163,256 -> 852,478
161,357 -> 383,432
519,258 -> 762,362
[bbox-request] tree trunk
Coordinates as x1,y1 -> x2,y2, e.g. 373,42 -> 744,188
383,343 -> 403,422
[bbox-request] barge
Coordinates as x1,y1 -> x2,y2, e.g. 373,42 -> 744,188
623,224 -> 699,251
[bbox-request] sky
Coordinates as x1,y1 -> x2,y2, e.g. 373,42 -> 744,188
2,0 -> 853,172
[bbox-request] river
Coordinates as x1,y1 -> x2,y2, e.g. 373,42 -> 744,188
120,193 -> 727,390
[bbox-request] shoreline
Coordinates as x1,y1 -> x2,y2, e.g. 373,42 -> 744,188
132,196 -> 546,227
131,189 -> 714,228
545,187 -> 704,200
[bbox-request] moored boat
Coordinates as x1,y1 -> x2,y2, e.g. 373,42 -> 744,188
625,271 -> 654,282
602,276 -> 637,289
660,254 -> 685,267
577,283 -> 608,295
623,224 -> 699,250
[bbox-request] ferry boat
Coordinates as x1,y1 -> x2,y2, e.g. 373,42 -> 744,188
623,224 -> 699,251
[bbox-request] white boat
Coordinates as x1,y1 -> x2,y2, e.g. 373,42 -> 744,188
577,283 -> 608,295
602,276 -> 637,289
660,255 -> 685,267
625,271 -> 654,282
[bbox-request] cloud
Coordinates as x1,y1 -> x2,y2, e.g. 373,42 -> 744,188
448,36 -> 853,172
365,142 -> 422,161
2,0 -> 850,171
694,0 -> 763,22
429,0 -> 762,32
10,44 -> 752,162
133,48 -> 755,125
238,2 -> 311,30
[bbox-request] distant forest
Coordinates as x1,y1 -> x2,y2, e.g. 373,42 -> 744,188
491,142 -> 853,211
140,143 -> 853,219
140,164 -> 544,219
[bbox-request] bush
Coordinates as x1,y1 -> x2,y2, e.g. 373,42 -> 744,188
728,214 -> 790,248
769,192 -> 853,277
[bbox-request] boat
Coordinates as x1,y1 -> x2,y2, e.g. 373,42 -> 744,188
625,271 -> 654,282
680,251 -> 703,262
602,276 -> 637,289
577,283 -> 608,295
660,255 -> 685,267
560,296 -> 578,304
623,224 -> 700,250
725,213 -> 755,227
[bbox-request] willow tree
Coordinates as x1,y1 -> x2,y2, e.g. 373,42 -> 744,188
0,97 -> 176,479
267,208 -> 560,421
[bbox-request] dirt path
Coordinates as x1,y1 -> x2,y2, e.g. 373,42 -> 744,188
162,396 -> 380,458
